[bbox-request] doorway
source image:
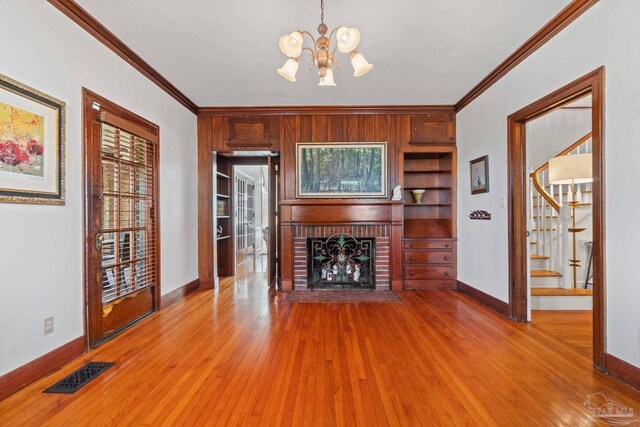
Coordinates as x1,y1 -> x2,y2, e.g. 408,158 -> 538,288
507,67 -> 605,369
234,165 -> 267,273
214,152 -> 279,287
527,95 -> 594,358
83,89 -> 160,348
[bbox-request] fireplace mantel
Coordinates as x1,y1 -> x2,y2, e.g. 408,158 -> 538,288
280,199 -> 404,224
279,199 -> 403,291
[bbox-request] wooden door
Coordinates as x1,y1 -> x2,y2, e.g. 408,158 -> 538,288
267,155 -> 279,288
84,91 -> 160,347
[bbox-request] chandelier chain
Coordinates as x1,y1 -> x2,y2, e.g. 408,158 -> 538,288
320,0 -> 325,24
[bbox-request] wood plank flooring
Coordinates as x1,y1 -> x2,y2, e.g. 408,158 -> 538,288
1,270 -> 638,426
531,310 -> 593,357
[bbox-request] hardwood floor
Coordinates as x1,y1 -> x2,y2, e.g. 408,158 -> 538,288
531,310 -> 593,357
1,272 -> 638,426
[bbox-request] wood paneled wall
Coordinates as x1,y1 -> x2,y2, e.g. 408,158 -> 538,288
197,107 -> 456,288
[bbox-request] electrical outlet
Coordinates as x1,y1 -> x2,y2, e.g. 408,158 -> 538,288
44,316 -> 54,335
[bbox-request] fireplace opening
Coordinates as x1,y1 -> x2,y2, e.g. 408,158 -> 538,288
307,234 -> 375,290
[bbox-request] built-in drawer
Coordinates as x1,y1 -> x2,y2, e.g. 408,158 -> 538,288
404,266 -> 453,280
404,241 -> 453,250
404,251 -> 453,264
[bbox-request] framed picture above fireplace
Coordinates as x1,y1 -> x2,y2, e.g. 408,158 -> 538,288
296,142 -> 387,198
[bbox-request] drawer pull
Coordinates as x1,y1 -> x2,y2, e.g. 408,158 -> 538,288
408,244 -> 414,249
445,244 -> 450,248
444,256 -> 450,261
409,271 -> 414,276
444,271 -> 450,276
409,257 -> 414,261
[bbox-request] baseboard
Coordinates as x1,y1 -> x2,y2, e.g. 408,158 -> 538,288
457,280 -> 509,317
199,278 -> 215,289
606,353 -> 640,391
0,336 -> 84,401
160,278 -> 199,308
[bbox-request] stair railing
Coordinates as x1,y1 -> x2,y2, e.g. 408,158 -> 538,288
530,132 -> 593,213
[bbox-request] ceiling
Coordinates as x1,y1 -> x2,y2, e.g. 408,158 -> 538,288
74,0 -> 571,107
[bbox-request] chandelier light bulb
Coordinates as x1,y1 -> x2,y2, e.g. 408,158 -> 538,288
278,31 -> 303,58
318,68 -> 336,86
277,58 -> 299,81
350,51 -> 373,77
336,27 -> 361,53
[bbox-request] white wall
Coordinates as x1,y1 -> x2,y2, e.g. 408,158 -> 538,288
457,0 -> 640,367
527,106 -> 592,169
0,2 -> 198,375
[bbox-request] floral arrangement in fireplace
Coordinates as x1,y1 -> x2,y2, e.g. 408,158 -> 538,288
308,234 -> 375,289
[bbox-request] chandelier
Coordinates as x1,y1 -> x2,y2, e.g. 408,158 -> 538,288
277,0 -> 373,86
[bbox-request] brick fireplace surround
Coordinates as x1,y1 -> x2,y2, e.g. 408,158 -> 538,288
280,200 -> 404,291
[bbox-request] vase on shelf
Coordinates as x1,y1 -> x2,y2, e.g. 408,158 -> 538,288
410,189 -> 426,204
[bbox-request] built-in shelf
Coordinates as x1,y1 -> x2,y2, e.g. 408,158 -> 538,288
404,203 -> 452,207
404,170 -> 452,174
404,219 -> 451,239
404,187 -> 451,190
216,154 -> 233,277
402,151 -> 455,239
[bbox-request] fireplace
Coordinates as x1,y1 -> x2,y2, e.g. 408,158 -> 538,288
280,200 -> 403,292
307,234 -> 375,290
292,224 -> 391,290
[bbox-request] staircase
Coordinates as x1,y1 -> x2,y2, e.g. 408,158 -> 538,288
529,132 -> 593,310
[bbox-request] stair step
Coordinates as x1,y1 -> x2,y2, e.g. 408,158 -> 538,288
531,287 -> 592,296
531,270 -> 562,278
532,228 -> 557,232
568,227 -> 587,233
531,255 -> 550,260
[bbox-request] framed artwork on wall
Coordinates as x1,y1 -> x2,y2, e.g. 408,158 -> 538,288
470,155 -> 489,194
296,142 -> 387,198
0,74 -> 65,204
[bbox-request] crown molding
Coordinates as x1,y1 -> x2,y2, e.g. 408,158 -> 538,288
48,0 -> 598,117
197,105 -> 456,117
48,0 -> 199,114
455,0 -> 600,112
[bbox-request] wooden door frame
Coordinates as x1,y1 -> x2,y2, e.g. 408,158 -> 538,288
507,67 -> 605,369
82,88 -> 161,349
267,154 -> 280,288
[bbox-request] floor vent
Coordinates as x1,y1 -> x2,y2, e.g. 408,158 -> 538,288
43,362 -> 115,394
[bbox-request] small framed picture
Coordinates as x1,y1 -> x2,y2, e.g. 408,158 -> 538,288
470,155 -> 489,194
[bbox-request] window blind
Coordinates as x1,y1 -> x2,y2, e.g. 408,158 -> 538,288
100,122 -> 157,303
